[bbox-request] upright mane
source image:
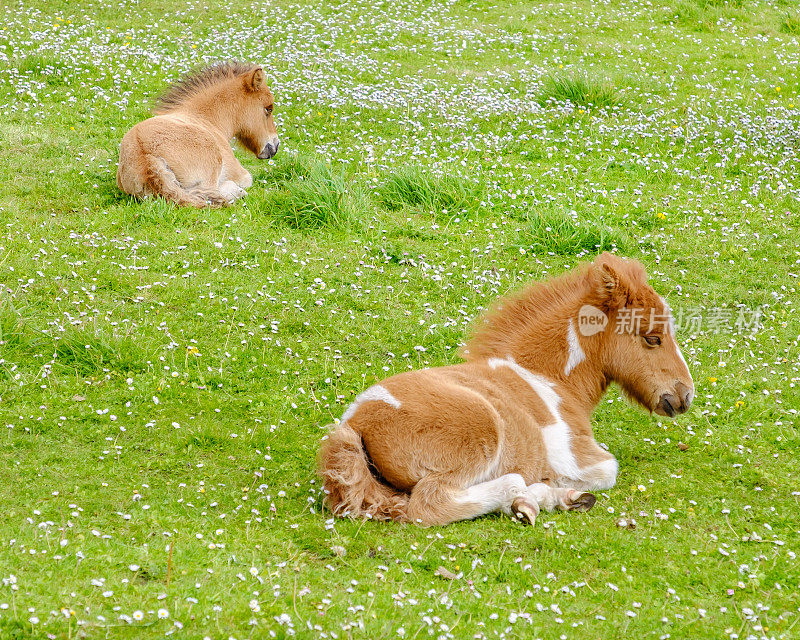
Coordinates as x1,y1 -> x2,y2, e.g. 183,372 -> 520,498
463,254 -> 653,363
155,61 -> 259,114
464,264 -> 593,361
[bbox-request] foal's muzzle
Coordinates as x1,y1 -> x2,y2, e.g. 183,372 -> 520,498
258,139 -> 280,159
655,382 -> 694,417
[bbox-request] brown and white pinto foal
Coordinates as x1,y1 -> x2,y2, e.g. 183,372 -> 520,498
319,253 -> 694,526
117,62 -> 280,208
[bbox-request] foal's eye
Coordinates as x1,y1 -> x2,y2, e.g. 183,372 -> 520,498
265,106 -> 273,115
643,335 -> 662,347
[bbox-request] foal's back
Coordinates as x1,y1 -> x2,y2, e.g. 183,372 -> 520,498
345,361 -> 552,491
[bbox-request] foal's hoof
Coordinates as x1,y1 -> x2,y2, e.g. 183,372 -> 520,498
567,491 -> 597,512
511,498 -> 539,526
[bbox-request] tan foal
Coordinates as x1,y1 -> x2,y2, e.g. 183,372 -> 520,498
117,62 -> 279,208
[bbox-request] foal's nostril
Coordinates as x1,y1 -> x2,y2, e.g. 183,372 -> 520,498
258,139 -> 280,160
657,384 -> 693,417
258,142 -> 278,159
675,381 -> 693,412
657,394 -> 678,418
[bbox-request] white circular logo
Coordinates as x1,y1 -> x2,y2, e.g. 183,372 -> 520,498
578,305 -> 608,336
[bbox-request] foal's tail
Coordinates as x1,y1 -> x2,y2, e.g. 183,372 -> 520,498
318,423 -> 409,522
140,145 -> 230,209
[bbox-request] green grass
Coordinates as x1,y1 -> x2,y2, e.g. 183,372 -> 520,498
1,0 -> 799,638
377,167 -> 486,221
258,160 -> 369,229
513,207 -> 631,256
779,12 -> 800,34
51,329 -> 146,377
538,74 -> 622,109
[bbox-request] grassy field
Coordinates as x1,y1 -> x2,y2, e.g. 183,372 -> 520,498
1,0 -> 800,637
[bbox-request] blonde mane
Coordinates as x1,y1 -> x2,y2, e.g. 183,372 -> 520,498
155,61 -> 260,114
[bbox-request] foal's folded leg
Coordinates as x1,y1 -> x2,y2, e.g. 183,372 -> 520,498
223,152 -> 253,189
528,483 -> 596,511
510,483 -> 597,525
406,474 -> 528,526
219,180 -> 247,203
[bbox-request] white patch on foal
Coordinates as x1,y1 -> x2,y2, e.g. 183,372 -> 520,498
659,296 -> 692,385
488,357 -> 581,479
564,319 -> 586,376
341,384 -> 401,423
582,457 -> 618,489
457,473 -> 526,511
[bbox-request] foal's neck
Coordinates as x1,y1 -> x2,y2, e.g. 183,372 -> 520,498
175,86 -> 238,140
465,276 -> 610,415
512,323 -> 608,416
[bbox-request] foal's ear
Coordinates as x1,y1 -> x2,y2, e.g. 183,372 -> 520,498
246,67 -> 266,92
595,262 -> 629,309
